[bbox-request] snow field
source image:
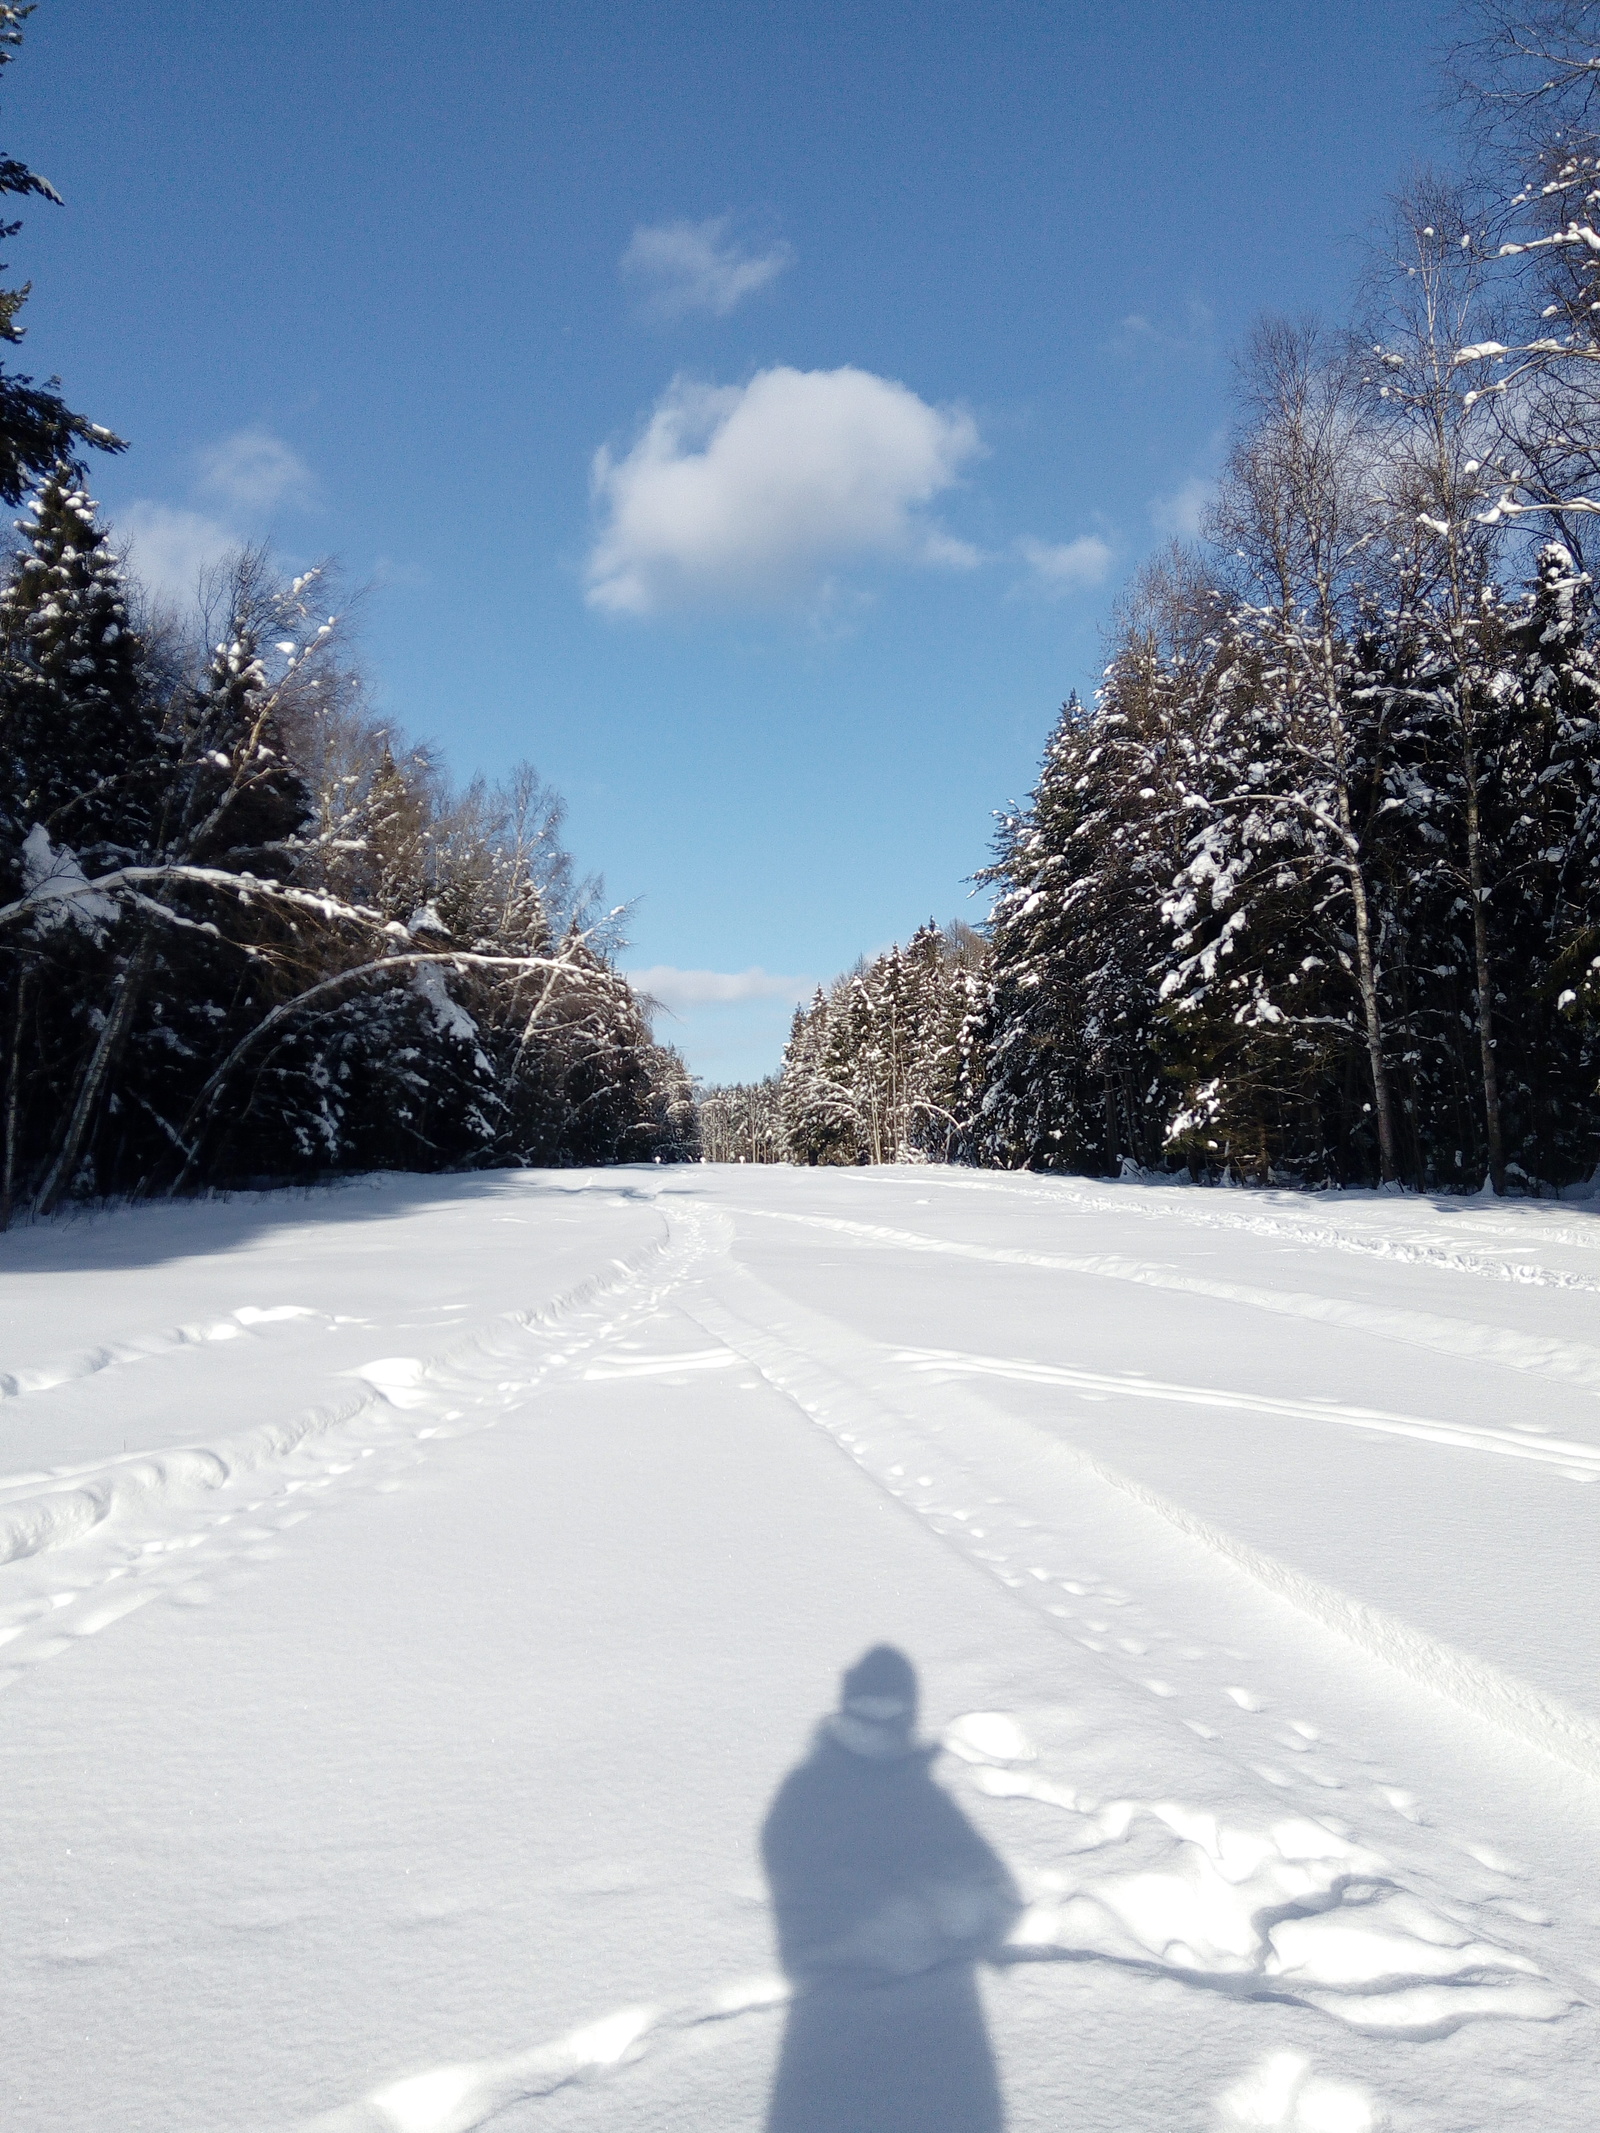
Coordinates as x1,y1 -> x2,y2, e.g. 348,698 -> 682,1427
2,1167 -> 1599,2132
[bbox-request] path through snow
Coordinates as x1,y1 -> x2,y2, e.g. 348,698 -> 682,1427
2,1167 -> 1599,2132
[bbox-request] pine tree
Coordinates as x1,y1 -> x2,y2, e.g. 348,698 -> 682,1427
979,581 -> 1196,1177
1500,542 -> 1600,1178
0,7 -> 123,500
0,465 -> 156,879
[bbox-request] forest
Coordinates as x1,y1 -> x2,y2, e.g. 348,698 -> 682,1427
717,6 -> 1600,1191
9,3 -> 1600,1206
0,11 -> 695,1222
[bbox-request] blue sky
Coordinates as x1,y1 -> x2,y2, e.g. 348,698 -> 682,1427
14,0 -> 1452,1080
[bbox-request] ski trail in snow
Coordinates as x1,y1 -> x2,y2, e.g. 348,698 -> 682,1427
671,1258 -> 1587,2016
581,1346 -> 737,1380
884,1168 -> 1600,1290
0,1301 -> 323,1403
742,1207 -> 1600,1401
0,1205 -> 734,1680
724,1224 -> 1600,1783
894,1347 -> 1600,1481
688,1258 -> 1600,1783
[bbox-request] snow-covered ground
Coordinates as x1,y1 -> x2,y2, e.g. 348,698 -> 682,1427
4,1165 -> 1600,2133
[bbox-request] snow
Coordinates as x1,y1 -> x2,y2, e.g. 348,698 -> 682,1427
3,1166 -> 1600,2132
16,823 -> 118,935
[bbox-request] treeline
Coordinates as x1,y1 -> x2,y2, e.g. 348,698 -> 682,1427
712,8 -> 1600,1190
1,480 -> 696,1219
975,78 -> 1600,1191
0,19 -> 694,1219
701,924 -> 984,1166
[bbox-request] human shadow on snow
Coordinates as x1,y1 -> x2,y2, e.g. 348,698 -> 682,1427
761,1647 -> 1021,2133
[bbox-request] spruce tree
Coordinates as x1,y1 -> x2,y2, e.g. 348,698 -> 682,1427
0,465 -> 155,880
0,7 -> 123,501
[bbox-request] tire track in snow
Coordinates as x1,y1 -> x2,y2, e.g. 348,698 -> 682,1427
743,1207 -> 1600,1403
894,1347 -> 1600,1482
883,1169 -> 1600,1290
692,1253 -> 1600,1782
291,1244 -> 1580,2133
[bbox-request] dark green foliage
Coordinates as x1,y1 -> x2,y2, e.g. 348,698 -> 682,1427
0,467 -> 156,876
0,7 -> 122,503
0,486 -> 693,1218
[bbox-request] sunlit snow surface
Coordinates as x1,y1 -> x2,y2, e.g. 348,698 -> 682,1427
3,1166 -> 1600,2132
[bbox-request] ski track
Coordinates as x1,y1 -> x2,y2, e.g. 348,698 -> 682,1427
743,1206 -> 1600,1403
0,1205 -> 732,1682
9,1177 -> 1600,2132
681,1268 -> 1588,1983
0,1302 -> 325,1404
291,1202 -> 1592,2133
684,1250 -> 1600,1793
893,1346 -> 1600,1482
883,1168 -> 1600,1289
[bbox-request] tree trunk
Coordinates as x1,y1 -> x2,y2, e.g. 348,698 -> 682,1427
35,937 -> 154,1216
2,967 -> 29,1230
1342,838 -> 1401,1184
1463,771 -> 1507,1194
1318,628 -> 1401,1185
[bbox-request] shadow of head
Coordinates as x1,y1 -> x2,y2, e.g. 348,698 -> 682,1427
760,1647 -> 1019,2133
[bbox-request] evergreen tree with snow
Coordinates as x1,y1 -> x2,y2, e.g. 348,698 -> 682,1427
0,7 -> 122,501
0,465 -> 156,882
1498,541 -> 1600,1177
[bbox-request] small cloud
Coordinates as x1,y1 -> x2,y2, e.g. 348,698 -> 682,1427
922,529 -> 985,570
587,365 -> 982,618
627,965 -> 813,1013
621,215 -> 793,321
110,425 -> 318,610
1015,533 -> 1113,596
115,501 -> 238,605
1149,476 -> 1213,539
197,426 -> 316,513
1107,298 -> 1216,364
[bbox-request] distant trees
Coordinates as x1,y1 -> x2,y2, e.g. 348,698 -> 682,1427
697,1078 -> 783,1163
695,924 -> 986,1168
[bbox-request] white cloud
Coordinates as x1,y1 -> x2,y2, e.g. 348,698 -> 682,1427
197,426 -> 316,512
587,365 -> 982,617
628,965 -> 813,1013
1108,298 -> 1217,362
620,215 -> 793,320
115,501 -> 238,606
1015,533 -> 1113,596
111,426 -> 317,610
1149,476 -> 1212,539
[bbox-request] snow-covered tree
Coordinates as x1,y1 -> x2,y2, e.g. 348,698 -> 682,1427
698,1077 -> 784,1163
0,8 -> 122,502
776,926 -> 989,1166
0,466 -> 156,877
